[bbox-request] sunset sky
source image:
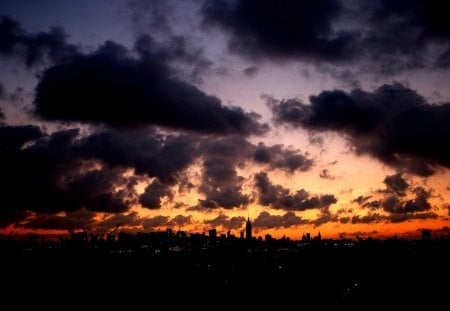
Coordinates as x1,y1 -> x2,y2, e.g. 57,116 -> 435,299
1,0 -> 449,239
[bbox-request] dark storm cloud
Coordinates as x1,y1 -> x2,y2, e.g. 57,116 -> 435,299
202,0 -> 356,63
383,173 -> 409,196
382,189 -> 432,214
142,215 -> 169,230
388,212 -> 438,223
67,166 -> 137,213
253,211 -> 305,229
76,129 -> 197,184
199,157 -> 249,209
196,137 -> 250,210
351,213 -> 384,225
0,126 -> 139,214
358,0 -> 450,73
0,123 -> 203,225
97,212 -> 142,231
349,210 -> 437,224
0,15 -> 78,67
204,214 -> 246,230
310,207 -> 338,227
139,179 -> 173,209
134,34 -> 213,84
352,195 -> 381,209
254,172 -> 337,211
253,143 -> 314,172
168,215 -> 192,227
34,38 -> 267,136
351,174 -> 437,223
0,124 -> 42,150
269,83 -> 450,176
195,136 -> 316,209
201,1 -> 450,73
22,209 -> 96,230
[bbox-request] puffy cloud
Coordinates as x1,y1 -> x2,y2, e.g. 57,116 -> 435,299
204,214 -> 245,230
201,1 -> 450,74
254,172 -> 337,211
351,213 -> 384,224
383,173 -> 409,196
76,129 -> 198,184
351,174 -> 437,223
253,142 -> 314,172
0,125 -> 198,220
269,83 -> 450,176
141,215 -> 169,230
139,179 -> 172,209
168,215 -> 192,227
253,211 -> 306,229
201,0 -> 355,63
97,212 -> 142,231
0,15 -> 78,67
197,137 -> 252,209
34,39 -> 267,135
309,206 -> 339,227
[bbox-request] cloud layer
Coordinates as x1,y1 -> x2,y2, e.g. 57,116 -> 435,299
269,83 -> 450,176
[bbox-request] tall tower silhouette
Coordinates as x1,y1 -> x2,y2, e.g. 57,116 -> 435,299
245,217 -> 252,240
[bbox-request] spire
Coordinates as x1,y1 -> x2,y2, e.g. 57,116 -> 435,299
245,216 -> 252,240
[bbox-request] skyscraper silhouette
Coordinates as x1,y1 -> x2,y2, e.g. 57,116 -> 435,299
246,217 -> 252,240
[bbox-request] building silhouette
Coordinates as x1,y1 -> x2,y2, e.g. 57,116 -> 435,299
245,217 -> 252,240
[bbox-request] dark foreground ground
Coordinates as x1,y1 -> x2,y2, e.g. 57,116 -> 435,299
1,238 -> 449,308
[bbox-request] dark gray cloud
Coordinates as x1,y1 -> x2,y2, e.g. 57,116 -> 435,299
199,157 -> 249,209
204,214 -> 246,230
202,0 -> 356,63
269,83 -> 450,176
97,212 -> 142,231
168,215 -> 192,227
139,179 -> 173,209
352,195 -> 381,210
382,189 -> 432,214
349,210 -> 438,224
383,173 -> 409,196
0,120 -> 318,228
351,213 -> 384,225
201,1 -> 450,74
76,129 -> 197,184
351,174 -> 436,223
34,38 -> 267,136
67,166 -> 138,213
310,207 -> 339,227
195,137 -> 315,210
198,137 -> 250,210
0,15 -> 78,67
254,172 -> 337,211
23,209 -> 96,230
253,211 -> 305,229
253,142 -> 314,172
0,124 -> 200,224
388,212 -> 438,223
142,215 -> 169,230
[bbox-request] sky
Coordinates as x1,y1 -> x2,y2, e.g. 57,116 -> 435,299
0,0 -> 449,239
